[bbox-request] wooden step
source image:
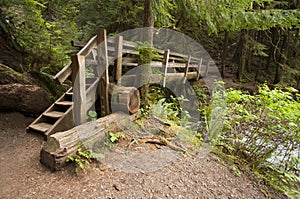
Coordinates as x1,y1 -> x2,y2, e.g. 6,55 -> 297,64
43,111 -> 64,119
56,101 -> 73,106
29,122 -> 52,134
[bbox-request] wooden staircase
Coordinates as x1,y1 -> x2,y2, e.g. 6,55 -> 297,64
27,77 -> 99,138
27,88 -> 74,137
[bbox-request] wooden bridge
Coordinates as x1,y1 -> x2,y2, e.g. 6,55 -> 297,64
27,29 -> 210,139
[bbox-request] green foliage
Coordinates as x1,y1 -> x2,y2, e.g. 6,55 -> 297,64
152,0 -> 176,27
75,0 -> 143,39
149,98 -> 179,121
195,0 -> 300,34
66,148 -> 93,174
221,84 -> 300,195
109,131 -> 126,143
66,148 -> 103,174
87,110 -> 97,121
1,0 -> 80,73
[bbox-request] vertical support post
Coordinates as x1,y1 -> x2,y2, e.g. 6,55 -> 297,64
162,49 -> 170,88
183,55 -> 191,83
197,58 -> 203,80
71,54 -> 86,125
97,29 -> 110,117
115,35 -> 123,81
204,60 -> 210,77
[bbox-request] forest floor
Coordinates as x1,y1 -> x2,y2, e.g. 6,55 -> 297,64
0,112 -> 288,199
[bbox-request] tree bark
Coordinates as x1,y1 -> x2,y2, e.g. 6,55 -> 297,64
138,0 -> 154,108
237,30 -> 247,81
266,28 -> 277,71
40,112 -> 139,171
274,30 -> 289,84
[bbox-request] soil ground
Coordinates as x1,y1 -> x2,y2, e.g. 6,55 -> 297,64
0,112 -> 287,199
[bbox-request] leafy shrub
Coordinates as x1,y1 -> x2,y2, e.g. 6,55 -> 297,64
221,84 -> 300,195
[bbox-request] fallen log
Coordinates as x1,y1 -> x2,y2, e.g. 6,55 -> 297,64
40,112 -> 138,171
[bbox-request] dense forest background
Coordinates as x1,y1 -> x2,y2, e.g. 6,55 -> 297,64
0,0 -> 300,197
1,0 -> 299,91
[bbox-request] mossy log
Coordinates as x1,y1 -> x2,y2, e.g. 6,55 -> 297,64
40,112 -> 138,171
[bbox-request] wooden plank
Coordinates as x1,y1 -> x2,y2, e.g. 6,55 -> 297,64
183,55 -> 191,83
162,49 -> 170,88
115,36 -> 123,81
72,55 -> 87,125
97,29 -> 110,117
122,48 -> 139,55
44,107 -> 74,138
78,35 -> 97,57
71,55 -> 79,86
123,40 -> 137,49
29,123 -> 52,133
197,58 -> 203,80
168,62 -> 186,68
43,111 -> 64,119
56,101 -> 73,106
53,61 -> 72,84
169,51 -> 202,62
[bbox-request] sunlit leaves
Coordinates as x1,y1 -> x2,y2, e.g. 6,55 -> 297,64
193,0 -> 300,34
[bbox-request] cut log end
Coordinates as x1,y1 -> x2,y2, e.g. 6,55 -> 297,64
111,86 -> 140,114
40,112 -> 138,171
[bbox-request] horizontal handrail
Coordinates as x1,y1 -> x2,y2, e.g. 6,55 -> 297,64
53,61 -> 72,84
54,33 -> 211,84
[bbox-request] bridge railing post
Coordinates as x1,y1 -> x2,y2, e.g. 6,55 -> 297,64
197,58 -> 203,80
183,55 -> 191,84
71,54 -> 87,125
115,35 -> 123,81
96,29 -> 110,117
162,49 -> 170,88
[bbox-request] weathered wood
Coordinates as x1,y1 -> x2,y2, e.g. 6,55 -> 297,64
78,35 -> 97,57
71,55 -> 86,125
197,58 -> 203,80
53,61 -> 72,84
40,112 -> 138,171
120,72 -> 197,87
97,29 -> 110,117
115,36 -> 123,81
162,49 -> 170,88
183,55 -> 191,83
71,55 -> 79,87
111,86 -> 140,114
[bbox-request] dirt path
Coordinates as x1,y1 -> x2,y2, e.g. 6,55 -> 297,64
0,113 -> 286,198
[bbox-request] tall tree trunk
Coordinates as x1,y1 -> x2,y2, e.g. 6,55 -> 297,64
221,31 -> 229,78
246,30 -> 254,73
274,30 -> 289,84
255,31 -> 263,81
139,0 -> 154,108
266,28 -> 277,71
237,30 -> 247,81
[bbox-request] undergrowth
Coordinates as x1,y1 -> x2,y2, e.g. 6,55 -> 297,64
217,84 -> 300,197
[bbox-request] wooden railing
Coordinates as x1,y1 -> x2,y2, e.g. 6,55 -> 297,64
53,29 -> 211,125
